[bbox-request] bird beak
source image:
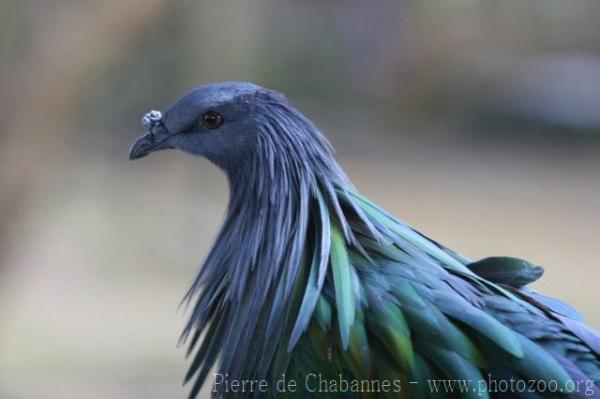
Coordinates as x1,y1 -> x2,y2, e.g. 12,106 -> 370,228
129,133 -> 175,160
129,132 -> 161,160
130,110 -> 174,160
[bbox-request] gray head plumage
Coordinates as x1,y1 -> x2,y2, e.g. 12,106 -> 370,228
130,81 -> 350,186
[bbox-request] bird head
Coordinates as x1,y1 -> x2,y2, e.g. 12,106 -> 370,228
129,82 -> 263,164
129,81 -> 343,187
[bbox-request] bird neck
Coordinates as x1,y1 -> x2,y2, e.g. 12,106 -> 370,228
180,150 -> 356,319
178,107 -> 383,384
179,142 -> 392,388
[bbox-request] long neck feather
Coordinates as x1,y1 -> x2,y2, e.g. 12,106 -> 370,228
179,100 -> 379,396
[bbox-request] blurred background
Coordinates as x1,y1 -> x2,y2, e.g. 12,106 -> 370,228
1,1 -> 600,398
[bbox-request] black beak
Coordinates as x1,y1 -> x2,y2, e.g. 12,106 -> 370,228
129,133 -> 157,160
129,131 -> 174,160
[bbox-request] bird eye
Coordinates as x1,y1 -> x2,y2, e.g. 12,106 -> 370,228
201,110 -> 224,130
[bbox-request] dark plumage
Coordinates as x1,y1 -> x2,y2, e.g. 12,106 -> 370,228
130,82 -> 600,398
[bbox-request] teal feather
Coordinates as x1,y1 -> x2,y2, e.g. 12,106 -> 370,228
420,342 -> 491,399
468,257 -> 544,287
330,223 -> 356,349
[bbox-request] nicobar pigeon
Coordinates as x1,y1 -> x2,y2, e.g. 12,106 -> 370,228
129,82 -> 600,399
